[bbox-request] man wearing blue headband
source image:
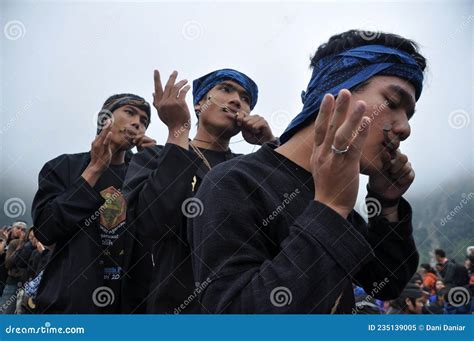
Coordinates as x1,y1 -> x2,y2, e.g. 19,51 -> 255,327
190,30 -> 425,313
124,68 -> 276,313
31,93 -> 153,313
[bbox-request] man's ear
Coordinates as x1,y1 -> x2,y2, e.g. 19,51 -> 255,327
405,298 -> 413,309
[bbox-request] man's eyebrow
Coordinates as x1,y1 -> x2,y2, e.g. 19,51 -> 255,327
123,105 -> 138,113
124,105 -> 149,123
387,84 -> 416,117
220,81 -> 250,98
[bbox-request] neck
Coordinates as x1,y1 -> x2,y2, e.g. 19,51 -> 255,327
192,127 -> 229,152
110,146 -> 126,165
274,125 -> 314,172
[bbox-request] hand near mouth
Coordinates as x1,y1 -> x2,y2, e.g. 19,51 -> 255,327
368,149 -> 415,204
236,113 -> 275,145
133,134 -> 157,152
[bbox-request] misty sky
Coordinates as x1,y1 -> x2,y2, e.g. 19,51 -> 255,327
0,0 -> 472,224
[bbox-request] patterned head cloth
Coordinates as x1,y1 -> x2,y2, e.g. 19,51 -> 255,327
192,68 -> 259,117
280,45 -> 424,143
97,94 -> 151,135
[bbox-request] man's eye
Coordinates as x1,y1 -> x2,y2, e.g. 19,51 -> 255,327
241,96 -> 250,103
385,97 -> 398,110
220,85 -> 231,93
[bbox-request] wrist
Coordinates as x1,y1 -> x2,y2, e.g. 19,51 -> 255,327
366,185 -> 400,208
167,130 -> 189,149
314,198 -> 350,219
85,163 -> 104,176
168,119 -> 191,137
82,164 -> 104,187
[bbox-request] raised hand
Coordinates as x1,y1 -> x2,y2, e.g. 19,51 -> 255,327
153,70 -> 191,147
368,149 -> 415,205
82,119 -> 113,186
311,89 -> 371,219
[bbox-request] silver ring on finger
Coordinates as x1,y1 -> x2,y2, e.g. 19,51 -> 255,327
331,144 -> 349,154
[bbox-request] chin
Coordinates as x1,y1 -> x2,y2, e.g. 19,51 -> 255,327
211,121 -> 240,139
360,156 -> 383,176
116,139 -> 134,151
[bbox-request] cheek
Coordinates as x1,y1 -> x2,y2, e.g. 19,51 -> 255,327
202,108 -> 224,124
360,129 -> 382,156
112,112 -> 130,127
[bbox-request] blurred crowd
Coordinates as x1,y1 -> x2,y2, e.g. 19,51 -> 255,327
353,248 -> 474,314
0,221 -> 50,314
0,220 -> 472,314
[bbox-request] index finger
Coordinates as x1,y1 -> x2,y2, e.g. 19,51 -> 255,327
154,70 -> 164,102
314,93 -> 334,147
163,70 -> 178,98
97,119 -> 113,143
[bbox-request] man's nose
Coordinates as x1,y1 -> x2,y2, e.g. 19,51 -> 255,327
228,94 -> 241,109
392,118 -> 411,141
130,119 -> 140,131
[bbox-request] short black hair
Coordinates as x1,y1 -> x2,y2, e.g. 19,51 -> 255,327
294,30 -> 427,134
420,263 -> 436,274
434,249 -> 446,258
390,297 -> 417,312
97,93 -> 150,135
310,30 -> 426,72
102,93 -> 146,108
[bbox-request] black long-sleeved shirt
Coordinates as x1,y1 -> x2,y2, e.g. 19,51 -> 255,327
124,143 -> 237,313
189,143 -> 419,313
31,152 -> 149,313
